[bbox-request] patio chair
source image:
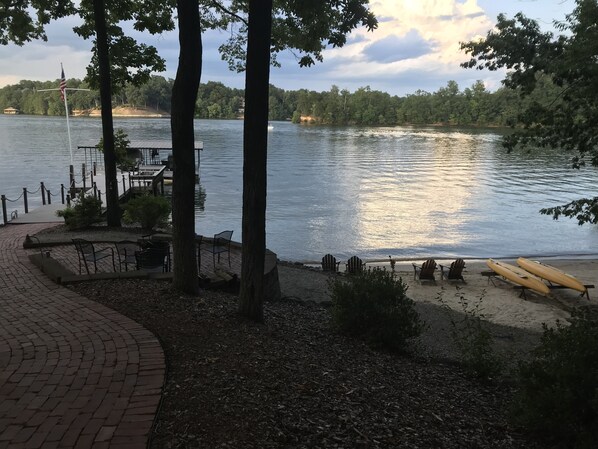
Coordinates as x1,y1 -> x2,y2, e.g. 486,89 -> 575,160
135,245 -> 170,273
321,254 -> 341,273
114,240 -> 141,272
203,230 -> 233,268
346,255 -> 366,274
412,258 -> 437,281
440,258 -> 466,283
72,238 -> 116,274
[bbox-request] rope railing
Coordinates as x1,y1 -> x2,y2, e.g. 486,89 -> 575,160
1,161 -> 140,226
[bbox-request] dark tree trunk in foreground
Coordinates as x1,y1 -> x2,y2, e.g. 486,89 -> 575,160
239,0 -> 273,322
171,0 -> 201,294
93,0 -> 120,227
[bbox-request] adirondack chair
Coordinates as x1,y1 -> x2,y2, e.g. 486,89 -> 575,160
346,255 -> 365,274
412,258 -> 437,281
440,258 -> 466,283
321,254 -> 341,272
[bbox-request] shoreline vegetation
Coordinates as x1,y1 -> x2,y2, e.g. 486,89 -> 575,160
0,75 -> 559,127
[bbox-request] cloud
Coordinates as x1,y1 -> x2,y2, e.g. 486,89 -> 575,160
0,1 -> 571,98
363,30 -> 437,63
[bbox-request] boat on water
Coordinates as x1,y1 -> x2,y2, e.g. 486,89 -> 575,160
486,259 -> 550,296
516,257 -> 587,294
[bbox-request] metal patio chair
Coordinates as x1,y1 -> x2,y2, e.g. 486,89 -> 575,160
203,230 -> 233,268
114,240 -> 141,272
72,238 -> 116,274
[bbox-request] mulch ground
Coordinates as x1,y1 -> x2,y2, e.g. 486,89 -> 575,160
68,279 -> 545,449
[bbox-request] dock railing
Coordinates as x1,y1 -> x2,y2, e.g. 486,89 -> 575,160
0,163 -> 138,226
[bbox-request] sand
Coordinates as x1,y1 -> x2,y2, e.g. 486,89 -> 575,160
278,258 -> 598,363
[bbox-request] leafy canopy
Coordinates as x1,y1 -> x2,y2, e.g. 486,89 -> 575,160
217,0 -> 377,71
461,0 -> 598,224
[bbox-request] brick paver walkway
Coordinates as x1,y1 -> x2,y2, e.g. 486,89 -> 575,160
0,223 -> 165,448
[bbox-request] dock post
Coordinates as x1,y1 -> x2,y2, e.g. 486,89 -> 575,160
47,190 -> 52,205
93,182 -> 98,200
61,184 -> 65,204
23,188 -> 28,213
66,194 -> 71,207
82,164 -> 87,191
40,182 -> 46,205
93,161 -> 97,176
69,165 -> 75,197
1,195 -> 7,225
90,169 -> 94,187
98,190 -> 102,205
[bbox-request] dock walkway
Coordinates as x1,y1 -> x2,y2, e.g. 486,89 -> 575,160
0,223 -> 165,448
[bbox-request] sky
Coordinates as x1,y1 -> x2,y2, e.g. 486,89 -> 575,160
0,0 -> 575,96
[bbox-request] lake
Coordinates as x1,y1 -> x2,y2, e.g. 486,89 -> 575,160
1,115 -> 597,262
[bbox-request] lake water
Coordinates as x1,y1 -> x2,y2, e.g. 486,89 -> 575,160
1,115 -> 598,262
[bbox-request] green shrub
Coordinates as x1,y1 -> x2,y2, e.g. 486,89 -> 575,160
510,308 -> 598,448
122,194 -> 170,230
56,194 -> 103,230
329,268 -> 423,352
439,289 -> 502,379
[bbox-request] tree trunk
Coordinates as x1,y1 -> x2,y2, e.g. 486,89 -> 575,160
93,0 -> 120,227
238,0 -> 273,322
170,0 -> 201,295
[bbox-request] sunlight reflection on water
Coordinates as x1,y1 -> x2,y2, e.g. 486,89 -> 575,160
1,116 -> 598,262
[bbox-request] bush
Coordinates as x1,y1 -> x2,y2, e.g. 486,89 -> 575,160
122,194 -> 170,230
329,268 -> 423,352
56,194 -> 103,230
510,308 -> 598,448
439,289 -> 502,379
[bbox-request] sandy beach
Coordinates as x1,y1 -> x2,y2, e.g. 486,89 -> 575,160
278,258 -> 598,363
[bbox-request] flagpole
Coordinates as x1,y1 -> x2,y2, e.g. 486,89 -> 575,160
37,65 -> 90,194
63,86 -> 73,165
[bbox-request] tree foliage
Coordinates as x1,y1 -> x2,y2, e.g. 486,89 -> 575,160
1,76 -> 539,127
0,1 -> 75,45
218,0 -> 377,71
461,0 -> 598,224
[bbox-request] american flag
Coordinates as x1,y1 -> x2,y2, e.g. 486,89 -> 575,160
59,66 -> 66,102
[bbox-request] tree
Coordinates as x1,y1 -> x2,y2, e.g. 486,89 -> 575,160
0,1 -> 76,45
461,0 -> 598,224
170,0 -> 202,295
75,0 -> 174,227
235,2 -> 377,320
238,0 -> 273,322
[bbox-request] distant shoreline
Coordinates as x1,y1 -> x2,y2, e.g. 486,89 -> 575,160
74,106 -> 170,118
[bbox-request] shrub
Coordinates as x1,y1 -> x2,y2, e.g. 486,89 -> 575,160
510,308 -> 598,449
122,194 -> 170,230
56,194 -> 103,230
439,289 -> 502,379
329,268 -> 423,352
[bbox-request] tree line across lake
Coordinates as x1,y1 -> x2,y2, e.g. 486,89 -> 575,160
0,75 -> 559,127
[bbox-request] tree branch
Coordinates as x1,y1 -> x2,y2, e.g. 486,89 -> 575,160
209,0 -> 248,26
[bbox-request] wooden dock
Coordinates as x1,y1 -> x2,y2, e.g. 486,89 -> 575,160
2,165 -> 165,225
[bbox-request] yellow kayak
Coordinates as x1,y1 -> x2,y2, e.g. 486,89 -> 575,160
486,259 -> 550,296
517,257 -> 587,294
